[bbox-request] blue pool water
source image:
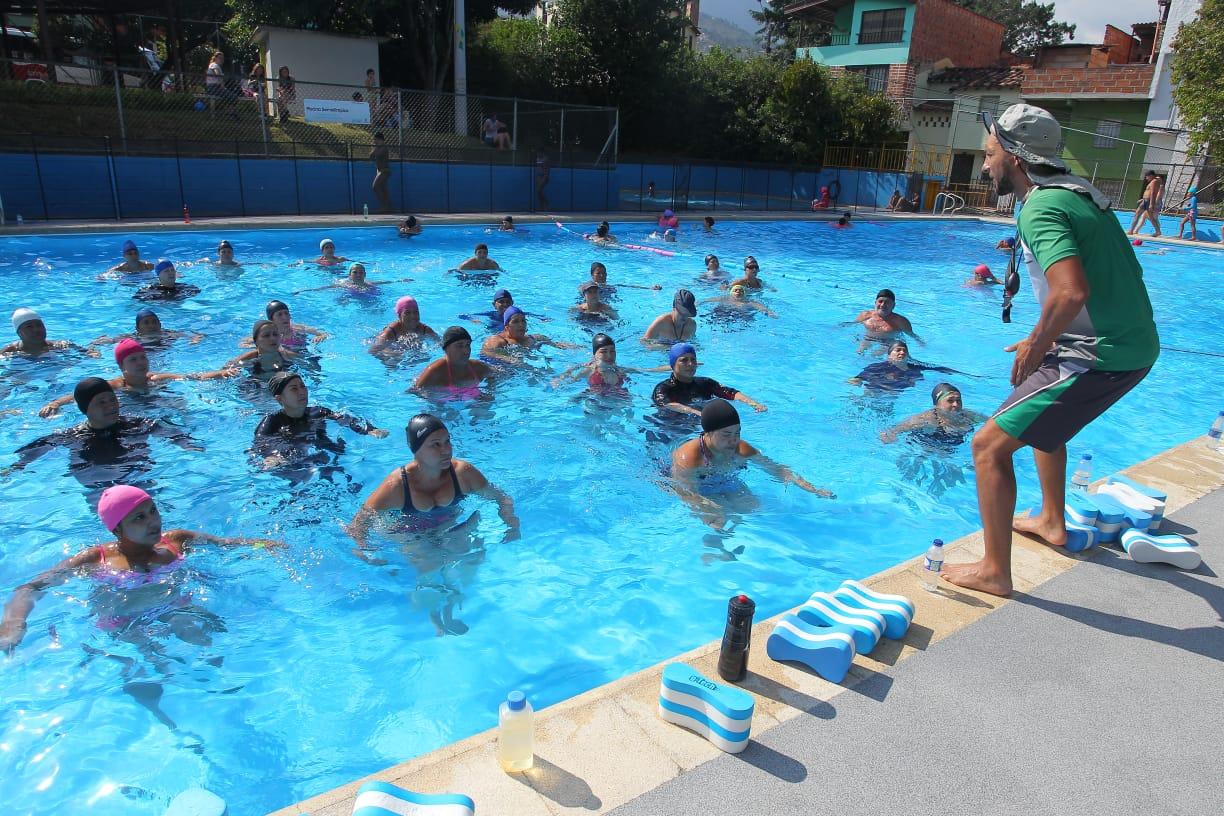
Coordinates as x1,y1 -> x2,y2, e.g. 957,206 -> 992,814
0,219 -> 1220,814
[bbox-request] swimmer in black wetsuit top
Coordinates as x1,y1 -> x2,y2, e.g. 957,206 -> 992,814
346,414 -> 520,552
848,340 -> 959,393
3,377 -> 200,487
879,383 -> 987,446
134,261 -> 200,302
253,372 -> 388,468
651,343 -> 767,418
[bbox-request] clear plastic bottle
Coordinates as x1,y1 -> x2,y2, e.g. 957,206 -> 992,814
1207,411 -> 1224,449
497,690 -> 533,772
919,539 -> 944,591
363,203 -> 369,220
15,214 -> 24,226
1070,453 -> 1093,492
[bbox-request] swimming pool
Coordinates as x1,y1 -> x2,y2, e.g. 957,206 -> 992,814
0,218 -> 1219,814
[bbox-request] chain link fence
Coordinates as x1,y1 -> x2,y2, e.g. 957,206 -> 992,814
0,57 -> 617,166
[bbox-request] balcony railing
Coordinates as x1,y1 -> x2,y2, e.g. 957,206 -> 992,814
858,28 -> 905,44
826,32 -> 850,46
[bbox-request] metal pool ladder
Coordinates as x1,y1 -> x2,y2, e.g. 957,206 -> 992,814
933,191 -> 965,215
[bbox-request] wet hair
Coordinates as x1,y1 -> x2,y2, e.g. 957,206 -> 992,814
475,243 -> 489,252
876,288 -> 896,301
407,413 -> 447,454
596,222 -> 609,237
252,319 -> 277,343
890,340 -> 910,354
590,261 -> 606,275
405,215 -> 418,227
268,371 -> 303,397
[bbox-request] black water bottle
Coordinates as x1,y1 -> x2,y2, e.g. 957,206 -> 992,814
717,594 -> 756,682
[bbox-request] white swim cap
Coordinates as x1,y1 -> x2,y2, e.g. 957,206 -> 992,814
319,238 -> 335,250
11,307 -> 42,331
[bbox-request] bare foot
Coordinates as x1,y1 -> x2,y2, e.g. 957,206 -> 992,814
941,560 -> 1013,597
1012,513 -> 1067,548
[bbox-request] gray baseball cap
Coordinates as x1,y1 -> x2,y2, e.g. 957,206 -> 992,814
982,104 -> 1068,173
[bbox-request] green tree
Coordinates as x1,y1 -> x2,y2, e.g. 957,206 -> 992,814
953,0 -> 1075,57
1170,0 -> 1224,152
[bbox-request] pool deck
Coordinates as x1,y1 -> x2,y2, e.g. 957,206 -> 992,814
0,211 -> 1220,251
271,438 -> 1224,816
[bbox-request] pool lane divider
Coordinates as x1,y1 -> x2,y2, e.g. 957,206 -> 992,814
554,221 -> 676,257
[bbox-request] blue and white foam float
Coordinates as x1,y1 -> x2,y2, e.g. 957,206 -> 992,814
795,592 -> 885,655
657,663 -> 754,753
766,613 -> 857,683
832,579 -> 914,640
1098,479 -> 1165,531
351,781 -> 476,816
1090,490 -> 1153,533
1120,529 -> 1201,570
1081,493 -> 1128,543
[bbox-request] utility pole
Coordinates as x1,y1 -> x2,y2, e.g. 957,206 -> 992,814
454,0 -> 468,137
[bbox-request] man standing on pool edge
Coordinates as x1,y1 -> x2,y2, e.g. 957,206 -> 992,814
942,104 -> 1159,598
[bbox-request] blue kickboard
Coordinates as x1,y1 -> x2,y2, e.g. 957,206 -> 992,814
1105,474 -> 1167,503
1089,491 -> 1152,533
352,781 -> 475,816
832,580 -> 913,639
1120,529 -> 1202,570
1096,482 -> 1164,529
658,663 -> 754,753
1030,509 -> 1098,553
795,593 -> 884,655
766,614 -> 856,683
164,788 -> 227,816
1064,493 -> 1100,526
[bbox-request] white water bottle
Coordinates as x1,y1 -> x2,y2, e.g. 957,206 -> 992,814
1207,411 -> 1224,449
1070,454 -> 1093,492
920,539 -> 944,591
497,690 -> 534,772
363,203 -> 369,220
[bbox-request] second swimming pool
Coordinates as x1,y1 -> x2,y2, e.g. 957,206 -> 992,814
0,218 -> 1218,814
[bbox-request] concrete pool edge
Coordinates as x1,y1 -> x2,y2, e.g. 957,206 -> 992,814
270,437 -> 1224,816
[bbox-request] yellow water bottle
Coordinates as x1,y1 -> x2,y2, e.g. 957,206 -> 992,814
497,690 -> 534,772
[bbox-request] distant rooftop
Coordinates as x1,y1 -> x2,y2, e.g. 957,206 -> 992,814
927,65 -> 1024,90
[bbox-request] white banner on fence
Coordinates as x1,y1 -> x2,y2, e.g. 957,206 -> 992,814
303,99 -> 370,125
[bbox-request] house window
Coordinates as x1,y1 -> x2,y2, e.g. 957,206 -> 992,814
1093,119 -> 1122,148
850,65 -> 889,93
859,9 -> 906,44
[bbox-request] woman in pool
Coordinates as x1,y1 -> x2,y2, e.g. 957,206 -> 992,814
414,326 -> 495,396
226,320 -> 300,376
399,216 -> 422,237
880,383 -> 987,446
210,240 -> 240,267
294,263 -> 411,295
701,284 -> 777,318
965,263 -> 1002,287
671,399 -> 833,528
552,333 -> 666,393
572,281 -> 619,321
313,238 -> 349,267
134,261 -> 200,302
848,340 -> 958,393
90,309 -> 204,350
727,256 -> 775,291
0,484 -> 277,654
262,300 -> 327,348
699,254 -> 727,282
642,289 -> 698,344
39,339 -> 233,416
371,296 -> 439,355
347,414 -> 519,548
481,307 -> 576,365
587,221 -> 617,245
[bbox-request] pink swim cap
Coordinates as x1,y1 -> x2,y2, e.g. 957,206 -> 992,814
1132,238 -> 1143,246
974,263 -> 991,279
114,338 -> 145,367
97,485 -> 153,532
395,295 -> 418,316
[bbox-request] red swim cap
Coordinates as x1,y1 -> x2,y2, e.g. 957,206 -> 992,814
974,263 -> 991,278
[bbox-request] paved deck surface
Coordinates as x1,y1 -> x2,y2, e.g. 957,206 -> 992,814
610,486 -> 1224,816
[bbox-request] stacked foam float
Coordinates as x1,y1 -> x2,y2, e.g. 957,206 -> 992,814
657,663 -> 754,753
1079,475 -> 1199,570
351,781 -> 476,816
765,581 -> 914,683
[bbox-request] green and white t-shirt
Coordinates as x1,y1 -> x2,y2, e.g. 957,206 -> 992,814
1018,187 -> 1160,372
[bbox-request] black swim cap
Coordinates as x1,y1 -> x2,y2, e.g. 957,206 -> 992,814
592,333 -> 615,353
407,413 -> 447,453
268,371 -> 302,396
701,398 -> 740,433
441,325 -> 472,350
74,377 -> 115,415
931,382 -> 960,405
673,289 -> 697,317
265,300 -> 289,319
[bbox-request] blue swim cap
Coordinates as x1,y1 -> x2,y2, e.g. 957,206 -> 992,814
122,240 -> 138,254
1004,237 -> 1016,248
669,342 -> 696,368
502,305 -> 524,329
154,259 -> 174,275
134,308 -> 156,328
493,288 -> 512,303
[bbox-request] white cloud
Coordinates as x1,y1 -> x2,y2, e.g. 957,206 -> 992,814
1053,0 -> 1164,44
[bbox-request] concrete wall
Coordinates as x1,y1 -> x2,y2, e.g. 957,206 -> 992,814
256,28 -> 382,118
1147,0 -> 1202,129
797,0 -> 915,67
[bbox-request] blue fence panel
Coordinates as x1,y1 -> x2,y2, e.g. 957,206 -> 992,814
405,162 -> 448,212
688,165 -> 717,210
792,171 -> 818,207
570,168 -> 611,211
238,157 -> 299,216
178,157 -> 243,217
742,168 -> 768,210
545,168 -> 573,211
613,163 -> 643,211
39,154 -> 114,219
113,156 -> 181,219
296,160 -> 351,215
447,164 -> 493,212
640,164 -> 675,210
767,169 -> 796,210
0,153 -> 47,220
712,166 -> 744,210
492,166 -> 533,213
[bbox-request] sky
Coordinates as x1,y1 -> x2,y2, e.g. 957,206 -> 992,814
703,0 -> 1166,46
